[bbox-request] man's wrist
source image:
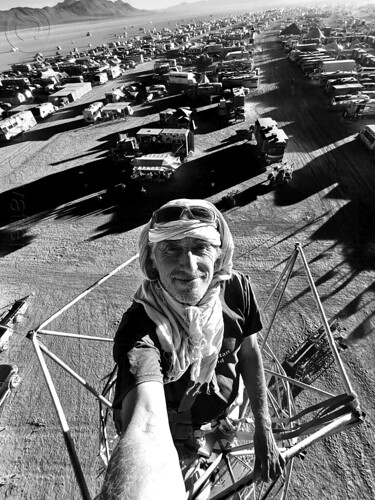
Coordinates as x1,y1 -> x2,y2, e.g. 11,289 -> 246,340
254,414 -> 272,430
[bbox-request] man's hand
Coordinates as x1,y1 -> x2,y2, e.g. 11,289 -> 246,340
253,424 -> 285,483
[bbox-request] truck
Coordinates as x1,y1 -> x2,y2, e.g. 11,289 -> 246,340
253,117 -> 289,163
82,101 -> 104,122
0,110 -> 37,140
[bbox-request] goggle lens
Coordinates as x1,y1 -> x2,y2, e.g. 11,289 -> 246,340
153,206 -> 216,224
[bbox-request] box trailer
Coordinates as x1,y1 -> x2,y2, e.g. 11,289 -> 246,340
320,59 -> 357,73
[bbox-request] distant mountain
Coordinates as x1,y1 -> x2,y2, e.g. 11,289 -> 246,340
164,0 -> 271,15
0,0 -> 148,32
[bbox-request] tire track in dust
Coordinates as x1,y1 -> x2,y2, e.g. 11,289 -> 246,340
2,141 -> 37,191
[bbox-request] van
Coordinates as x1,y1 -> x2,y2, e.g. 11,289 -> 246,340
357,124 -> 375,150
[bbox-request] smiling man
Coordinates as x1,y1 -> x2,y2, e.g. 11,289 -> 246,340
99,199 -> 284,499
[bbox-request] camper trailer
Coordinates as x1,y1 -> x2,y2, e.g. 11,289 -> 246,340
253,117 -> 288,163
0,110 -> 37,140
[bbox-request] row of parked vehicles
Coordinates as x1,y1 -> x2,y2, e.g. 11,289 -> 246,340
0,102 -> 58,141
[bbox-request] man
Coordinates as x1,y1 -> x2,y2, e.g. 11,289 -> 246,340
99,198 -> 284,499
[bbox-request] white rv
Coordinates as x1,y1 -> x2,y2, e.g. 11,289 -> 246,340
0,110 -> 37,140
168,71 -> 197,87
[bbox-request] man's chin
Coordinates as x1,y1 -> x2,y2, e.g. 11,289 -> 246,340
173,285 -> 205,306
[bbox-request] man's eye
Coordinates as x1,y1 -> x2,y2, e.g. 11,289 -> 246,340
193,244 -> 209,253
165,246 -> 180,254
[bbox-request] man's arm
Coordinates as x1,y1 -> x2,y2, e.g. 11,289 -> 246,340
238,334 -> 285,482
99,381 -> 187,500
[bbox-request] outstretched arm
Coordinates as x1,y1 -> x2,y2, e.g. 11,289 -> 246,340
99,381 -> 187,499
238,334 -> 285,482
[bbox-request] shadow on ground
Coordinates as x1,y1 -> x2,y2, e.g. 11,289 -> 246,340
0,141 -> 263,254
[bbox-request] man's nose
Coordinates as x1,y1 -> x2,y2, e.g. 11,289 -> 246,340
180,250 -> 198,271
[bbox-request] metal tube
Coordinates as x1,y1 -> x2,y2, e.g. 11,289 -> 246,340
36,254 -> 139,331
188,453 -> 223,499
282,411 -> 359,461
38,329 -> 114,342
264,368 -> 335,397
30,332 -> 91,500
261,249 -> 299,351
210,412 -> 360,500
261,248 -> 298,313
296,243 -> 353,394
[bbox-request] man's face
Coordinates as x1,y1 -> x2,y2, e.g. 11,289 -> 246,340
152,237 -> 218,305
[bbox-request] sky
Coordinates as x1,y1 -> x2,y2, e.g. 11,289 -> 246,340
0,0 -> 200,11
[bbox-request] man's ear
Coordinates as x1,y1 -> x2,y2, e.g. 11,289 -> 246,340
213,247 -> 222,270
149,244 -> 156,268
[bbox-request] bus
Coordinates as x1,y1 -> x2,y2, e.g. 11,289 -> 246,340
0,110 -> 37,141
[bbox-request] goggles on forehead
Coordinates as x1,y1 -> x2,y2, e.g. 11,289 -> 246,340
152,205 -> 217,225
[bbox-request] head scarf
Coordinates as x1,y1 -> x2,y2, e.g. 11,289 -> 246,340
134,199 -> 234,395
139,198 -> 234,283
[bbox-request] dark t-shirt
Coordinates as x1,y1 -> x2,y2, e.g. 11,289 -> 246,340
113,270 -> 262,424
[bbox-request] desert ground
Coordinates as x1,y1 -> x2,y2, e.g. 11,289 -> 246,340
0,8 -> 374,500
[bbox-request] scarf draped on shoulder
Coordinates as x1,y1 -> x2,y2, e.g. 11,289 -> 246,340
134,281 -> 224,385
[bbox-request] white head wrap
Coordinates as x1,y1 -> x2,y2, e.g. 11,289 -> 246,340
134,199 -> 234,396
139,198 -> 234,283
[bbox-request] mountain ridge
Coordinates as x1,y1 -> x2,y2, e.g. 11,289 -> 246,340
0,0 -> 149,32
